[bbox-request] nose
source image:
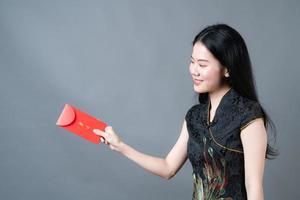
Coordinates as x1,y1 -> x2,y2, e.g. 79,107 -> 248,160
190,64 -> 200,76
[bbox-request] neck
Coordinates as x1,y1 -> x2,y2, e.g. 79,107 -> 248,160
208,85 -> 232,110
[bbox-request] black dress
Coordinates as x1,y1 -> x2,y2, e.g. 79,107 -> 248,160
185,87 -> 264,200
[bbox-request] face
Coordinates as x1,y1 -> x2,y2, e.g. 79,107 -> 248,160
189,42 -> 229,93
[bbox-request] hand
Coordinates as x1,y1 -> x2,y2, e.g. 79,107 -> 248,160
93,126 -> 124,152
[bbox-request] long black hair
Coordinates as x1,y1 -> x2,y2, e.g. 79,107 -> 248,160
192,23 -> 279,159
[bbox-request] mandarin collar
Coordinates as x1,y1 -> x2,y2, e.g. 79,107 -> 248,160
201,87 -> 238,128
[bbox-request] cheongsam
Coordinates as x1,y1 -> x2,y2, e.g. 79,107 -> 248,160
185,87 -> 264,200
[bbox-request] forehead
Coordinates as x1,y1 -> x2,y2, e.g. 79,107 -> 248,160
191,42 -> 214,61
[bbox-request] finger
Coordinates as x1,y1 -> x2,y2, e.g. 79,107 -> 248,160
93,129 -> 108,137
100,137 -> 105,143
93,129 -> 102,135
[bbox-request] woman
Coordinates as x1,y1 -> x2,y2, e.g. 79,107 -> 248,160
93,23 -> 279,200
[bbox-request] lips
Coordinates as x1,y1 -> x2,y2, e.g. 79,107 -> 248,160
193,78 -> 203,82
193,79 -> 203,85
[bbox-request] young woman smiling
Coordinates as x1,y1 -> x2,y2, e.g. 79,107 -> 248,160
93,23 -> 279,200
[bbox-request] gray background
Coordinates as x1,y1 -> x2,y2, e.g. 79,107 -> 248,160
0,0 -> 299,199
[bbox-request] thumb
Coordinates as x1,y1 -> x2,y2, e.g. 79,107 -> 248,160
104,126 -> 114,133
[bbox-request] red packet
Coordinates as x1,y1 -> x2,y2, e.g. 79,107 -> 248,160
56,104 -> 108,144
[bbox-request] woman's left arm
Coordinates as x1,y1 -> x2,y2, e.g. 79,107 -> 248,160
240,117 -> 267,200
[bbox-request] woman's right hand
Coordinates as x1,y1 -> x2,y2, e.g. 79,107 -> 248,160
93,126 -> 124,153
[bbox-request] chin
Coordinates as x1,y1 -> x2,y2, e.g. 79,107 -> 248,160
193,84 -> 207,93
194,84 -> 209,93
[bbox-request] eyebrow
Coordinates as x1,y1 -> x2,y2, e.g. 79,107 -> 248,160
191,56 -> 209,62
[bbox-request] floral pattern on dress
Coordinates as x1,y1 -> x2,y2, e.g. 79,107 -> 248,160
192,135 -> 233,200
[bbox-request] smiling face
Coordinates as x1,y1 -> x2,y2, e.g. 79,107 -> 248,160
189,42 -> 230,93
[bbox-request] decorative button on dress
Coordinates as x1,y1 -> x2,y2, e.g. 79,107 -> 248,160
185,88 -> 264,200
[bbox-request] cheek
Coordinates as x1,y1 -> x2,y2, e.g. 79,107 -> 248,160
202,68 -> 217,79
203,68 -> 222,84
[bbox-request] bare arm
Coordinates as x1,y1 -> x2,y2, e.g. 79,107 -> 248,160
240,117 -> 267,200
118,119 -> 189,180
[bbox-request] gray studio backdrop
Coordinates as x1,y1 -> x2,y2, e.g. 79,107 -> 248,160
1,0 -> 299,199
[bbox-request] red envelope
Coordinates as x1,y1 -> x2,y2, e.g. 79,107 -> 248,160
56,104 -> 108,144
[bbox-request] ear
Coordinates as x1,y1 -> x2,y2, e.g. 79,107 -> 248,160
223,67 -> 230,77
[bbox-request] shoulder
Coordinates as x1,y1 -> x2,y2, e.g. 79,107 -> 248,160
185,103 -> 200,119
237,96 -> 263,114
237,96 -> 264,130
185,103 -> 205,121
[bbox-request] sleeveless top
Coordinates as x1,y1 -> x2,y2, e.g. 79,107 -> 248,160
185,87 -> 264,200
